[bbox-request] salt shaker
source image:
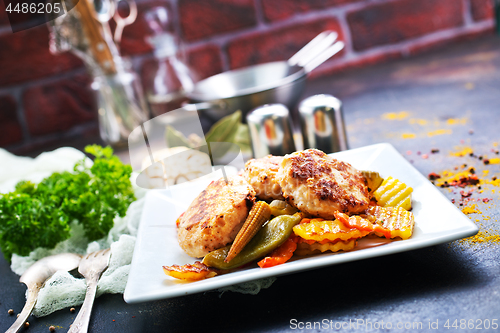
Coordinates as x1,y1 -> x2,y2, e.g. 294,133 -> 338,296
246,104 -> 296,158
298,94 -> 348,153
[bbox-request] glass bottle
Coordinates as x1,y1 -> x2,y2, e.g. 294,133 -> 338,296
143,6 -> 198,117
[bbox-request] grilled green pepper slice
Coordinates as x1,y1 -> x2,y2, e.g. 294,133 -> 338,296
202,213 -> 301,270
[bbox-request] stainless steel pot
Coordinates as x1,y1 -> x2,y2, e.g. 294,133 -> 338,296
187,61 -> 306,121
185,32 -> 344,122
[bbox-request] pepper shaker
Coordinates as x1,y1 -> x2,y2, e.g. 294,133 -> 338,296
298,94 -> 348,153
246,104 -> 296,158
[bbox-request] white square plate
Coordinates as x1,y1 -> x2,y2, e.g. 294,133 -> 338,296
124,143 -> 478,303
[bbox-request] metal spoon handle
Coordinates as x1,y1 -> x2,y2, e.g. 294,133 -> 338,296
303,41 -> 345,73
5,286 -> 40,333
288,31 -> 338,67
68,275 -> 99,333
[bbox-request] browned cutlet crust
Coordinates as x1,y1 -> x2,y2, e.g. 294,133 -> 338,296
177,175 -> 256,258
243,155 -> 284,200
276,149 -> 369,218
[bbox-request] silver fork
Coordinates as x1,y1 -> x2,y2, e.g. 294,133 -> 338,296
68,249 -> 111,333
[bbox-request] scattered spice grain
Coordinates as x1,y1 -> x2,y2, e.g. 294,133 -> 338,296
460,231 -> 500,245
49,326 -> 56,332
8,309 -> 14,315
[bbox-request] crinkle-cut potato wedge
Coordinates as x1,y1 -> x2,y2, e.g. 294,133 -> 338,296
372,176 -> 413,210
366,206 -> 415,240
293,218 -> 370,242
295,239 -> 356,256
163,261 -> 218,281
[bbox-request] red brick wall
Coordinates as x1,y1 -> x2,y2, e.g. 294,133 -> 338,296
0,0 -> 496,153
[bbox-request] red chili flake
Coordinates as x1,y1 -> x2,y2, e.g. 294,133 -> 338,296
422,154 -> 428,159
112,320 -> 115,322
132,316 -> 136,318
466,174 -> 479,185
460,140 -> 465,144
406,150 -> 412,155
460,190 -> 473,198
451,199 -> 455,203
428,172 -> 441,180
484,159 -> 490,165
431,148 -> 440,153
417,151 -> 421,155
483,198 -> 491,203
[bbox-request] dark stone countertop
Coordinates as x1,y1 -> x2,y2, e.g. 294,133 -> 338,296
1,35 -> 500,333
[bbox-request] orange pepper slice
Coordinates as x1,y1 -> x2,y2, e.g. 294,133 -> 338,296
258,234 -> 299,268
333,211 -> 392,239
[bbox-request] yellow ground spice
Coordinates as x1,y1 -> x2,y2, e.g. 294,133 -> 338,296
460,231 -> 500,245
435,143 -> 500,247
484,178 -> 500,187
408,118 -> 428,126
427,129 -> 452,137
450,146 -> 474,157
446,118 -> 468,125
382,111 -> 411,120
461,205 -> 482,215
401,133 -> 416,139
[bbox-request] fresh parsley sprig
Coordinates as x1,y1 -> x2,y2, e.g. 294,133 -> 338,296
0,145 -> 135,261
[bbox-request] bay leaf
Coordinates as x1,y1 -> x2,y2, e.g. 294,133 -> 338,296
165,125 -> 192,148
205,111 -> 242,157
233,123 -> 251,154
205,110 -> 241,144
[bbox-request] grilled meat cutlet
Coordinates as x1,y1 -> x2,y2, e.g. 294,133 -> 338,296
177,175 -> 256,258
243,155 -> 284,200
276,149 -> 369,219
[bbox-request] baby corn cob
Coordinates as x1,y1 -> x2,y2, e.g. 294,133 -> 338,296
225,201 -> 272,263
